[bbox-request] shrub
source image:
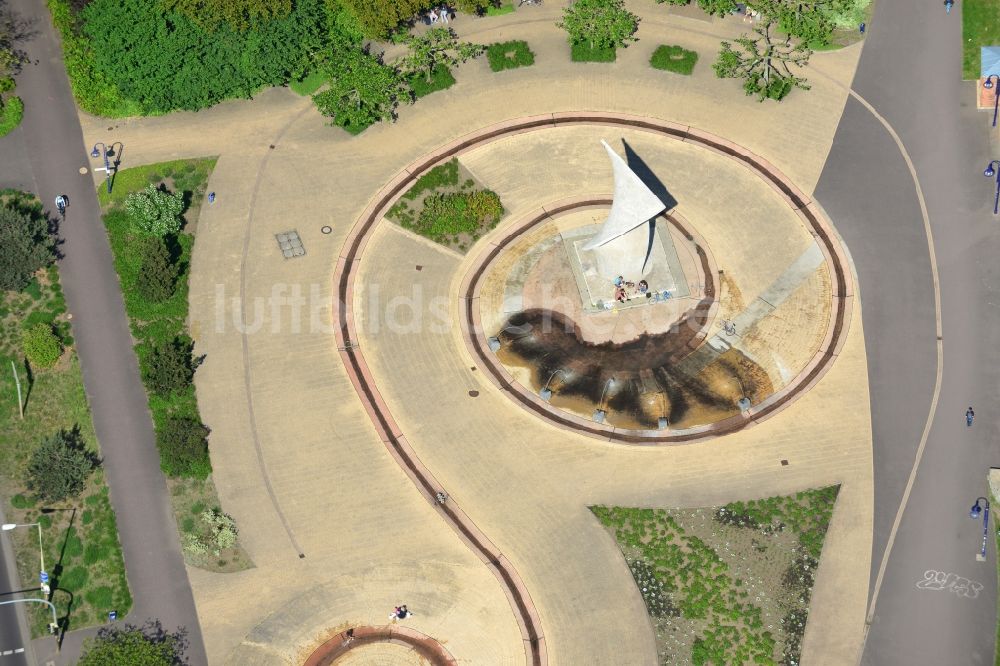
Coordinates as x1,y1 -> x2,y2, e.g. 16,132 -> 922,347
486,40 -> 535,72
78,623 -> 180,666
407,190 -> 503,243
0,201 -> 54,291
0,95 -> 22,137
156,417 -> 211,478
21,323 -> 63,369
81,0 -> 328,113
202,508 -> 238,553
135,236 -> 178,303
141,338 -> 197,396
571,42 -> 617,62
25,428 -> 98,502
183,508 -> 238,556
650,44 -> 698,75
45,0 -> 141,117
407,64 -> 455,98
124,184 -> 184,236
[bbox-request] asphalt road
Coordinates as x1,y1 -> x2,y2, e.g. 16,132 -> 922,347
0,520 -> 31,666
815,0 -> 1000,663
1,1 -> 207,664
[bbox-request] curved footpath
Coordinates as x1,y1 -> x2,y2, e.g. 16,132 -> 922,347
74,1 -> 876,664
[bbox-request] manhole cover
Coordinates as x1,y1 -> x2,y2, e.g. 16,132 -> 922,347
275,230 -> 305,259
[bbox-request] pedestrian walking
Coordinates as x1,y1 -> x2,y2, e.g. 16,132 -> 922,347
429,9 -> 438,23
208,191 -> 216,204
440,5 -> 450,22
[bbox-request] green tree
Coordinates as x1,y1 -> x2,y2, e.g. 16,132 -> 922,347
124,184 -> 185,236
752,0 -> 834,43
338,0 -> 428,39
142,338 -> 198,395
558,0 -> 639,50
156,416 -> 212,478
313,46 -> 406,130
21,323 -> 62,369
0,201 -> 53,291
161,0 -> 293,31
714,22 -> 811,101
78,623 -> 180,666
399,27 -> 484,84
136,236 -> 179,303
25,428 -> 98,503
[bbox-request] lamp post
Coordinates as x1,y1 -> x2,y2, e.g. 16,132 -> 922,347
539,369 -> 570,402
970,497 -> 990,562
2,523 -> 47,595
984,75 -> 1000,127
0,599 -> 59,641
593,377 -> 616,423
984,161 -> 1000,215
90,142 -> 122,194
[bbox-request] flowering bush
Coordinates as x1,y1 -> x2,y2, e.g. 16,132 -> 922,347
124,184 -> 184,236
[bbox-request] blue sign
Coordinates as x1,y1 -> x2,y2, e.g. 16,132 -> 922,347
39,571 -> 48,584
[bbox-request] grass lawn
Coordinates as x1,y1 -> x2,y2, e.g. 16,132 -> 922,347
964,0 -> 1000,79
408,65 -> 456,98
487,40 -> 535,72
0,96 -> 23,137
289,71 -> 326,96
0,191 -> 131,636
650,44 -> 698,75
571,42 -> 616,63
591,485 -> 839,665
96,160 -> 252,573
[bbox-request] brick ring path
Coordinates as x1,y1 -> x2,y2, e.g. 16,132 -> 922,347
302,626 -> 457,666
332,112 -> 855,666
457,116 -> 854,444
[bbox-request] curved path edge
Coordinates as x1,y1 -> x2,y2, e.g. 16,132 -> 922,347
333,112 -> 856,665
303,625 -> 457,666
459,178 -> 846,443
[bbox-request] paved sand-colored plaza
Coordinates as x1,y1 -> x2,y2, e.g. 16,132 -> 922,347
79,2 -> 874,663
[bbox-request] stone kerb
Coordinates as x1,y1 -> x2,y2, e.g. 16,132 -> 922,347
302,625 -> 458,666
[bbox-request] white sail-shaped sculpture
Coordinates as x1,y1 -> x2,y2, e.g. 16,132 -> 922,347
582,140 -> 668,279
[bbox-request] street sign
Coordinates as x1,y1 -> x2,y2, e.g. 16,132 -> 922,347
39,571 -> 48,584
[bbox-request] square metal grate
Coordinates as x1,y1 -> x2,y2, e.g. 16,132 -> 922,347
275,230 -> 305,259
